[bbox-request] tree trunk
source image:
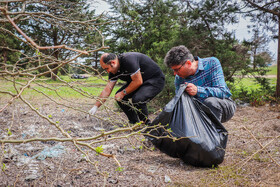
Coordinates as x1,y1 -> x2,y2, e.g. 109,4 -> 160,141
47,27 -> 59,81
276,16 -> 280,97
2,50 -> 7,70
95,51 -> 98,68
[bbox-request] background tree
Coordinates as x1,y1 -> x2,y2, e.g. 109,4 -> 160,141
176,0 -> 249,83
104,0 -> 181,101
240,28 -> 273,91
25,0 -> 98,80
241,0 -> 280,97
1,0 -> 102,80
0,23 -> 22,70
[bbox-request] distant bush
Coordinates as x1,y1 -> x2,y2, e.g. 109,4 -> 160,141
230,77 -> 276,106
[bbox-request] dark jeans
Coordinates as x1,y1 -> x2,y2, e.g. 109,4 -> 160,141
116,76 -> 165,124
203,97 -> 236,123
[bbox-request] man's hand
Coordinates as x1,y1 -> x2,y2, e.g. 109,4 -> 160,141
89,105 -> 98,115
185,82 -> 197,96
115,91 -> 125,101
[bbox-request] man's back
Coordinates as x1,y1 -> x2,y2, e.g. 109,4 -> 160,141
109,52 -> 164,82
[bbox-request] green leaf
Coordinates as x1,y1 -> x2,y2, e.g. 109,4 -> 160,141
95,145 -> 103,154
2,163 -> 6,172
7,129 -> 12,136
35,49 -> 41,56
116,167 -> 124,172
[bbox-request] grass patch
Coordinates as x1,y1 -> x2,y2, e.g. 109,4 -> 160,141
0,77 -> 121,99
24,85 -> 107,98
267,65 -> 277,75
232,77 -> 276,92
56,75 -> 108,84
5,75 -> 108,84
234,65 -> 277,76
200,166 -> 250,186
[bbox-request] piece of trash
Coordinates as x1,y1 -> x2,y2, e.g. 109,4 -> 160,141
25,174 -> 39,181
87,114 -> 96,122
164,175 -> 171,183
102,144 -> 116,149
40,141 -> 56,145
147,165 -> 158,174
93,127 -> 105,131
32,145 -> 65,160
61,109 -> 65,112
108,177 -> 118,184
24,153 -> 28,157
22,133 -> 27,139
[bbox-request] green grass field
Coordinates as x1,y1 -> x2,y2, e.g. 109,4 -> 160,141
267,65 -> 277,75
229,65 -> 277,92
0,66 -> 277,100
232,77 -> 277,90
0,75 -> 121,99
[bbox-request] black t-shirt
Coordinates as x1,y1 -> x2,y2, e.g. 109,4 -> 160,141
109,52 -> 164,83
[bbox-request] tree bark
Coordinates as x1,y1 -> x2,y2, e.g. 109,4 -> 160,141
2,50 -> 7,70
276,15 -> 280,97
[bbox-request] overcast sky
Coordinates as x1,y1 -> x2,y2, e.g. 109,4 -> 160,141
89,0 -> 277,60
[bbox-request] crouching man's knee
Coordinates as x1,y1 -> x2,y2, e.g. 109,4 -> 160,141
203,97 -> 236,123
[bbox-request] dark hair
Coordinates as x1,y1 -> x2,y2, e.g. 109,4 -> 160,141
164,45 -> 194,67
102,53 -> 117,64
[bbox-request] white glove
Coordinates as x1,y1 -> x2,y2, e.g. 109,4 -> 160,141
89,105 -> 98,115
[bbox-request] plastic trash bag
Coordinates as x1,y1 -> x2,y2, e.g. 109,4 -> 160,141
149,84 -> 228,167
32,144 -> 65,160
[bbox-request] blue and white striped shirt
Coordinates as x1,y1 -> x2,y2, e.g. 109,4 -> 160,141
175,57 -> 232,101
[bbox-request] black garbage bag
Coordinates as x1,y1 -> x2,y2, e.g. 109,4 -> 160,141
149,84 -> 228,167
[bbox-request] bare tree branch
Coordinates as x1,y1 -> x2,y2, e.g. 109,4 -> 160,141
245,0 -> 280,16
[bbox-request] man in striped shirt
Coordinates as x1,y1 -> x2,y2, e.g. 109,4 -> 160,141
164,45 -> 236,123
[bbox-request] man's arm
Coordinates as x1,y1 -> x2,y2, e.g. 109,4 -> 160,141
115,70 -> 143,101
89,81 -> 116,115
95,81 -> 116,107
196,58 -> 231,99
196,65 -> 231,99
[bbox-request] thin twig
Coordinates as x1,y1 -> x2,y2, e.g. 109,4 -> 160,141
243,126 -> 280,167
237,135 -> 280,170
0,75 -> 36,113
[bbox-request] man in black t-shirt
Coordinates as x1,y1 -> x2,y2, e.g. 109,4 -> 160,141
89,52 -> 165,124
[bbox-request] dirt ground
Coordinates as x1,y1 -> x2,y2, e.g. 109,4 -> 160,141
0,97 -> 280,186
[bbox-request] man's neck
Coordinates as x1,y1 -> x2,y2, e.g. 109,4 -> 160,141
191,60 -> 199,76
